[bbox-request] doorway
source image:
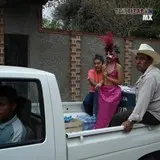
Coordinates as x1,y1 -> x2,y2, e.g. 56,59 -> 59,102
4,34 -> 28,67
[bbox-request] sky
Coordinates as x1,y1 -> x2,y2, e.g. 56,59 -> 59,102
43,7 -> 52,20
43,0 -> 59,20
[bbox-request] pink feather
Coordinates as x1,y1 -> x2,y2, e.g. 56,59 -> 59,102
100,32 -> 114,53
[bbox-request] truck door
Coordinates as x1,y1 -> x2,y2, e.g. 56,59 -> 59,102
0,78 -> 56,160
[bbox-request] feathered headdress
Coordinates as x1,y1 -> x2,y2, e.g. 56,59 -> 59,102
100,32 -> 114,53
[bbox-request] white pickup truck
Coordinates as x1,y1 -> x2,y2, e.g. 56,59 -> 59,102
0,66 -> 160,160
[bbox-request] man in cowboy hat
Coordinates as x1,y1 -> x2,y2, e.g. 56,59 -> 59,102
109,43 -> 160,132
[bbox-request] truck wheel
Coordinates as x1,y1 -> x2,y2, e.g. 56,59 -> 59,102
140,154 -> 156,160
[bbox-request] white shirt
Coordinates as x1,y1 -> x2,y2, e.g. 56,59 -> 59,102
0,115 -> 26,144
128,65 -> 160,122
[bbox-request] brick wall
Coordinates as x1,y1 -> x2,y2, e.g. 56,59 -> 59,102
0,8 -> 4,65
123,38 -> 132,85
69,36 -> 133,100
69,34 -> 81,101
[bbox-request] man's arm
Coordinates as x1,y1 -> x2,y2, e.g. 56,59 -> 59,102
128,76 -> 156,122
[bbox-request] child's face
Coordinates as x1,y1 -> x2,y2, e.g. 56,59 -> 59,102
94,59 -> 103,72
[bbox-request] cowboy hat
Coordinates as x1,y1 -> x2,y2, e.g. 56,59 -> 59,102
130,44 -> 160,65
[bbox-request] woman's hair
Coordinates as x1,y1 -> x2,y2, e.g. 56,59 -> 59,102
93,54 -> 104,64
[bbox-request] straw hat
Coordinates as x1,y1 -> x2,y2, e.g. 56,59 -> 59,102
130,44 -> 160,65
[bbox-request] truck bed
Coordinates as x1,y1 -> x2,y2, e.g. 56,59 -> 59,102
63,102 -> 160,160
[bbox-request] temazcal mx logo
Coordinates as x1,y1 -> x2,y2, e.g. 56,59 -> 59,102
142,8 -> 153,21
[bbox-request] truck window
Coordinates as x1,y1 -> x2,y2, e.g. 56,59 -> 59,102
0,79 -> 45,148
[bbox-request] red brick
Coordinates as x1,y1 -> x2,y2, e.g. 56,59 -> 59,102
76,43 -> 80,49
71,39 -> 76,44
76,77 -> 80,81
76,68 -> 80,73
71,63 -> 76,68
71,47 -> 77,53
71,57 -> 76,62
71,80 -> 76,85
124,39 -> 132,85
69,34 -> 82,101
71,68 -> 76,72
76,60 -> 81,64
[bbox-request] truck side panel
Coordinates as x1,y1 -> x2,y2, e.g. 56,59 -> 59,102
67,126 -> 160,160
47,74 -> 67,160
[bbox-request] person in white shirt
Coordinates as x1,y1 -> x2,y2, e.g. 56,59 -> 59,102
0,86 -> 26,144
109,44 -> 160,132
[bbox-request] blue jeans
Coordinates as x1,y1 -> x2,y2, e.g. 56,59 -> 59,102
83,91 -> 98,117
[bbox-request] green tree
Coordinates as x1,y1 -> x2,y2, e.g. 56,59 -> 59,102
48,0 -> 160,38
132,8 -> 160,39
42,18 -> 63,29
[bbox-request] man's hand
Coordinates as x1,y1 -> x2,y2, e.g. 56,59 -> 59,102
122,120 -> 133,133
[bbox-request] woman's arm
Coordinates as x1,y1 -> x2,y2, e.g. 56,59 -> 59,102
107,64 -> 123,85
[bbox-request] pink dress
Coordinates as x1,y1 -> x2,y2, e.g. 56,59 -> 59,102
95,63 -> 122,129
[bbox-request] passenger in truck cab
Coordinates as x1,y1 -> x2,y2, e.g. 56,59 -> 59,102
0,86 -> 26,144
83,54 -> 104,117
110,44 -> 160,132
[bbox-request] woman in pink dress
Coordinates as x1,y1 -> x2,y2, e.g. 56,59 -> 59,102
94,32 -> 123,129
